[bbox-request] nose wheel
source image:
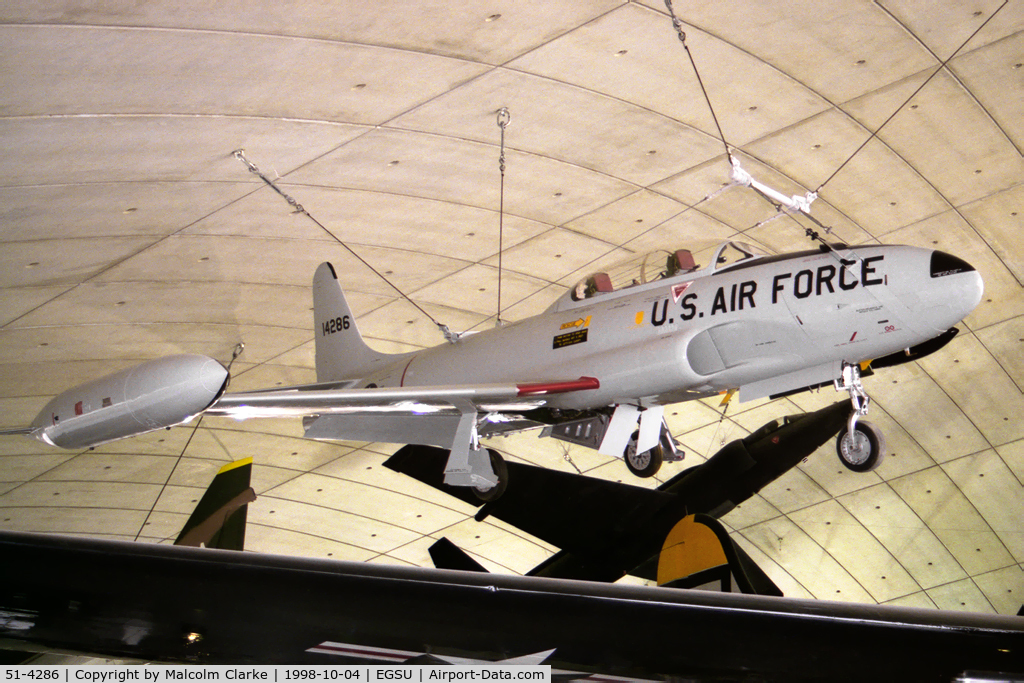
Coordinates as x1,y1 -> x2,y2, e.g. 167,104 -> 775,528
835,362 -> 887,472
836,420 -> 886,472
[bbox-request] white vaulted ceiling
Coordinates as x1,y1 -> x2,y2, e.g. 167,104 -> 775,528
1,1 -> 1023,616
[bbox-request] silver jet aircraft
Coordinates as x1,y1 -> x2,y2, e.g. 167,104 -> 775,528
3,240 -> 982,498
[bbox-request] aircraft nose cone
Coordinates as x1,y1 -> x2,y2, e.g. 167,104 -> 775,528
926,250 -> 984,330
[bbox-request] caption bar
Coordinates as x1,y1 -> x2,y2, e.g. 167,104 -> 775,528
1,666 -> 550,683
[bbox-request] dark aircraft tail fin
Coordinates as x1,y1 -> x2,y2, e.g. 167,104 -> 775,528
313,262 -> 401,383
174,457 -> 256,550
655,514 -> 782,595
428,538 -> 489,573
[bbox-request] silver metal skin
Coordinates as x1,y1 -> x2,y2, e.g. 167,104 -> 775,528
29,354 -> 228,449
219,241 -> 981,485
13,241 -> 983,488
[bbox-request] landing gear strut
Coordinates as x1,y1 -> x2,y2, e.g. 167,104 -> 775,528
834,363 -> 886,472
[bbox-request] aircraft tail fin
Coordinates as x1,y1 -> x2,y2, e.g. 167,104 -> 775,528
313,262 -> 397,382
655,514 -> 782,595
174,457 -> 256,550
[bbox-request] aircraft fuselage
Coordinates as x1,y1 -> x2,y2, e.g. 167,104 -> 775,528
361,243 -> 982,409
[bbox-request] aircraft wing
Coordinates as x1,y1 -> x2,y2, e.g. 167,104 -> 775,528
3,530 -> 1023,679
207,378 -> 600,488
206,377 -> 600,418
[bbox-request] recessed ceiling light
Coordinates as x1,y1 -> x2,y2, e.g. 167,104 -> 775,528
485,13 -> 501,22
351,83 -> 366,90
615,49 -> 628,56
123,207 -> 137,214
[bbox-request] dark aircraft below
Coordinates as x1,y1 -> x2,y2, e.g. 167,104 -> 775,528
386,400 -> 853,584
1,531 -> 1022,681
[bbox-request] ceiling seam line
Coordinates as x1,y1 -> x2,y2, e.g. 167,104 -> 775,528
886,466 -> 1014,594
873,0 -> 1021,157
731,526 -> 817,600
0,113 -> 374,128
266,464 -> 504,522
869,393 -> 941,471
0,449 -> 90,502
0,21 -> 515,68
0,180 -> 272,332
972,333 -> 1024,396
774,512 -> 880,603
880,591 -> 938,609
832,486 -> 927,600
916,338 -> 1006,450
875,478 -> 975,594
256,492 -> 444,540
242,520 -> 386,558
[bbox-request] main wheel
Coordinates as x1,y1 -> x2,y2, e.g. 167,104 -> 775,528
836,421 -> 886,472
472,448 -> 508,502
624,431 -> 664,478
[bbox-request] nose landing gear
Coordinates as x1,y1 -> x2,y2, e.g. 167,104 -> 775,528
835,363 -> 886,472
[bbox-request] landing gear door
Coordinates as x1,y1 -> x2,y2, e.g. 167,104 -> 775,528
598,404 -> 640,458
636,405 -> 664,454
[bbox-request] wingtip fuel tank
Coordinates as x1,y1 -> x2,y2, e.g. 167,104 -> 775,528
29,354 -> 229,449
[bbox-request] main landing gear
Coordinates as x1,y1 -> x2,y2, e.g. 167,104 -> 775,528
624,430 -> 664,478
834,363 -> 886,472
471,448 -> 508,502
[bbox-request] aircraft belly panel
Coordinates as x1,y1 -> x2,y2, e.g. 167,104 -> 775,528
304,413 -> 464,448
738,361 -> 841,402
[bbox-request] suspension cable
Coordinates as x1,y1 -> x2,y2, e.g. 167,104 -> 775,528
232,150 -> 453,338
496,107 -> 511,326
815,0 -> 1008,192
664,0 -> 733,161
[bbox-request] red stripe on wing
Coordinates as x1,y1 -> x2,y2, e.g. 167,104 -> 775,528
517,376 -> 600,396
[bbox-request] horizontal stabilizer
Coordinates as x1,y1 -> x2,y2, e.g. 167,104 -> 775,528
0,427 -> 34,437
174,458 -> 256,550
428,538 -> 488,573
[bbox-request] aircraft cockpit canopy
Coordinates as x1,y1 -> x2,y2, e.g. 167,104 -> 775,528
569,241 -> 767,301
712,241 -> 766,271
